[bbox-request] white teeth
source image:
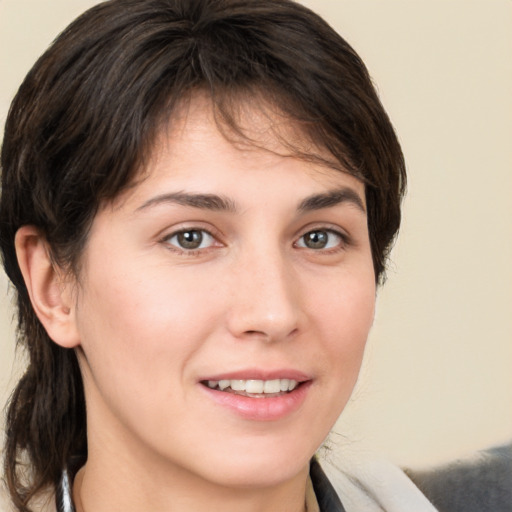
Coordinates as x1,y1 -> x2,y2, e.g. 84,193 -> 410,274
230,380 -> 245,391
245,380 -> 264,393
218,379 -> 230,390
263,379 -> 281,393
205,378 -> 300,394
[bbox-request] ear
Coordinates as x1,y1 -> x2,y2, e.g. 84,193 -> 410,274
15,225 -> 81,348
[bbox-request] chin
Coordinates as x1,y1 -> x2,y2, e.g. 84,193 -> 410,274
185,435 -> 318,489
203,456 -> 311,489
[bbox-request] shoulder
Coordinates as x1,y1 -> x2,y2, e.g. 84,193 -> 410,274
405,443 -> 512,512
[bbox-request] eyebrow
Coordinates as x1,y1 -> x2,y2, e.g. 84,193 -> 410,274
136,192 -> 237,213
136,186 -> 365,215
298,187 -> 366,214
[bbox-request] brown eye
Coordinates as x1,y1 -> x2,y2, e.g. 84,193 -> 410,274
166,229 -> 214,250
297,229 -> 343,250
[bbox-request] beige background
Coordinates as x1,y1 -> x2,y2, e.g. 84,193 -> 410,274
1,0 -> 511,468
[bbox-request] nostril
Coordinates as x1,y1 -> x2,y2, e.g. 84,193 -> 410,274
241,327 -> 299,342
242,330 -> 271,341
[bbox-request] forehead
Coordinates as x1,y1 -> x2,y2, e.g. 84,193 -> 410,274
158,93 -> 355,179
109,92 -> 365,214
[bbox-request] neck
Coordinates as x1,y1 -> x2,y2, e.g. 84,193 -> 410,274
73,420 -> 310,512
73,459 -> 309,512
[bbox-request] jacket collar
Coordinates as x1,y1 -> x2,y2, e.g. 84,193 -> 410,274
310,458 -> 347,512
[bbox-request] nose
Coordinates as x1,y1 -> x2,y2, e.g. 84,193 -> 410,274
226,248 -> 302,343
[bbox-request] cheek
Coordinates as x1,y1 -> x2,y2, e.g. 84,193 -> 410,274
307,268 -> 375,381
73,264 -> 222,446
310,268 -> 375,338
75,259 -> 220,384
291,269 -> 375,445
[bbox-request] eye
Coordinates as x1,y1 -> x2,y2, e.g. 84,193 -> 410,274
296,229 -> 345,250
164,229 -> 216,251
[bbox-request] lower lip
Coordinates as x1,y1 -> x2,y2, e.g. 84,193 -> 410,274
200,381 -> 312,421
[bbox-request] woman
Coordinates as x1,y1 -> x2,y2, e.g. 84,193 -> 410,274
0,0 -> 442,510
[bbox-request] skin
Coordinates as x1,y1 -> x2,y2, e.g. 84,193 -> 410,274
16,96 -> 376,512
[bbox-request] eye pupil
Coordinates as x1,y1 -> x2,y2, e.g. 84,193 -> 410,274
177,230 -> 203,249
304,231 -> 328,249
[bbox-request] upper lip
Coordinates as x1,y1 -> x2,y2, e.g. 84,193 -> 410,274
199,368 -> 311,382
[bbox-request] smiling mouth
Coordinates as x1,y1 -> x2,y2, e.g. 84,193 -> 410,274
202,378 -> 300,398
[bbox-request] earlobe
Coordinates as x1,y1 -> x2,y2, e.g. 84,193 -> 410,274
15,226 -> 80,348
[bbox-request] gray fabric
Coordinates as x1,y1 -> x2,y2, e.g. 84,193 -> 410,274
406,443 -> 512,512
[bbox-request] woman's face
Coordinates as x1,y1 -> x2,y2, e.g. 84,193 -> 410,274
72,97 -> 376,488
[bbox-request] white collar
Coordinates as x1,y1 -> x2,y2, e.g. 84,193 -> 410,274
319,456 -> 438,512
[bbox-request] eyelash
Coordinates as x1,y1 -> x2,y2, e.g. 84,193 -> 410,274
160,226 -> 350,256
294,228 -> 350,253
160,228 -> 220,256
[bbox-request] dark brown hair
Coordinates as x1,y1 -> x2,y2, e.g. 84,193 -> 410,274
0,0 -> 405,509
